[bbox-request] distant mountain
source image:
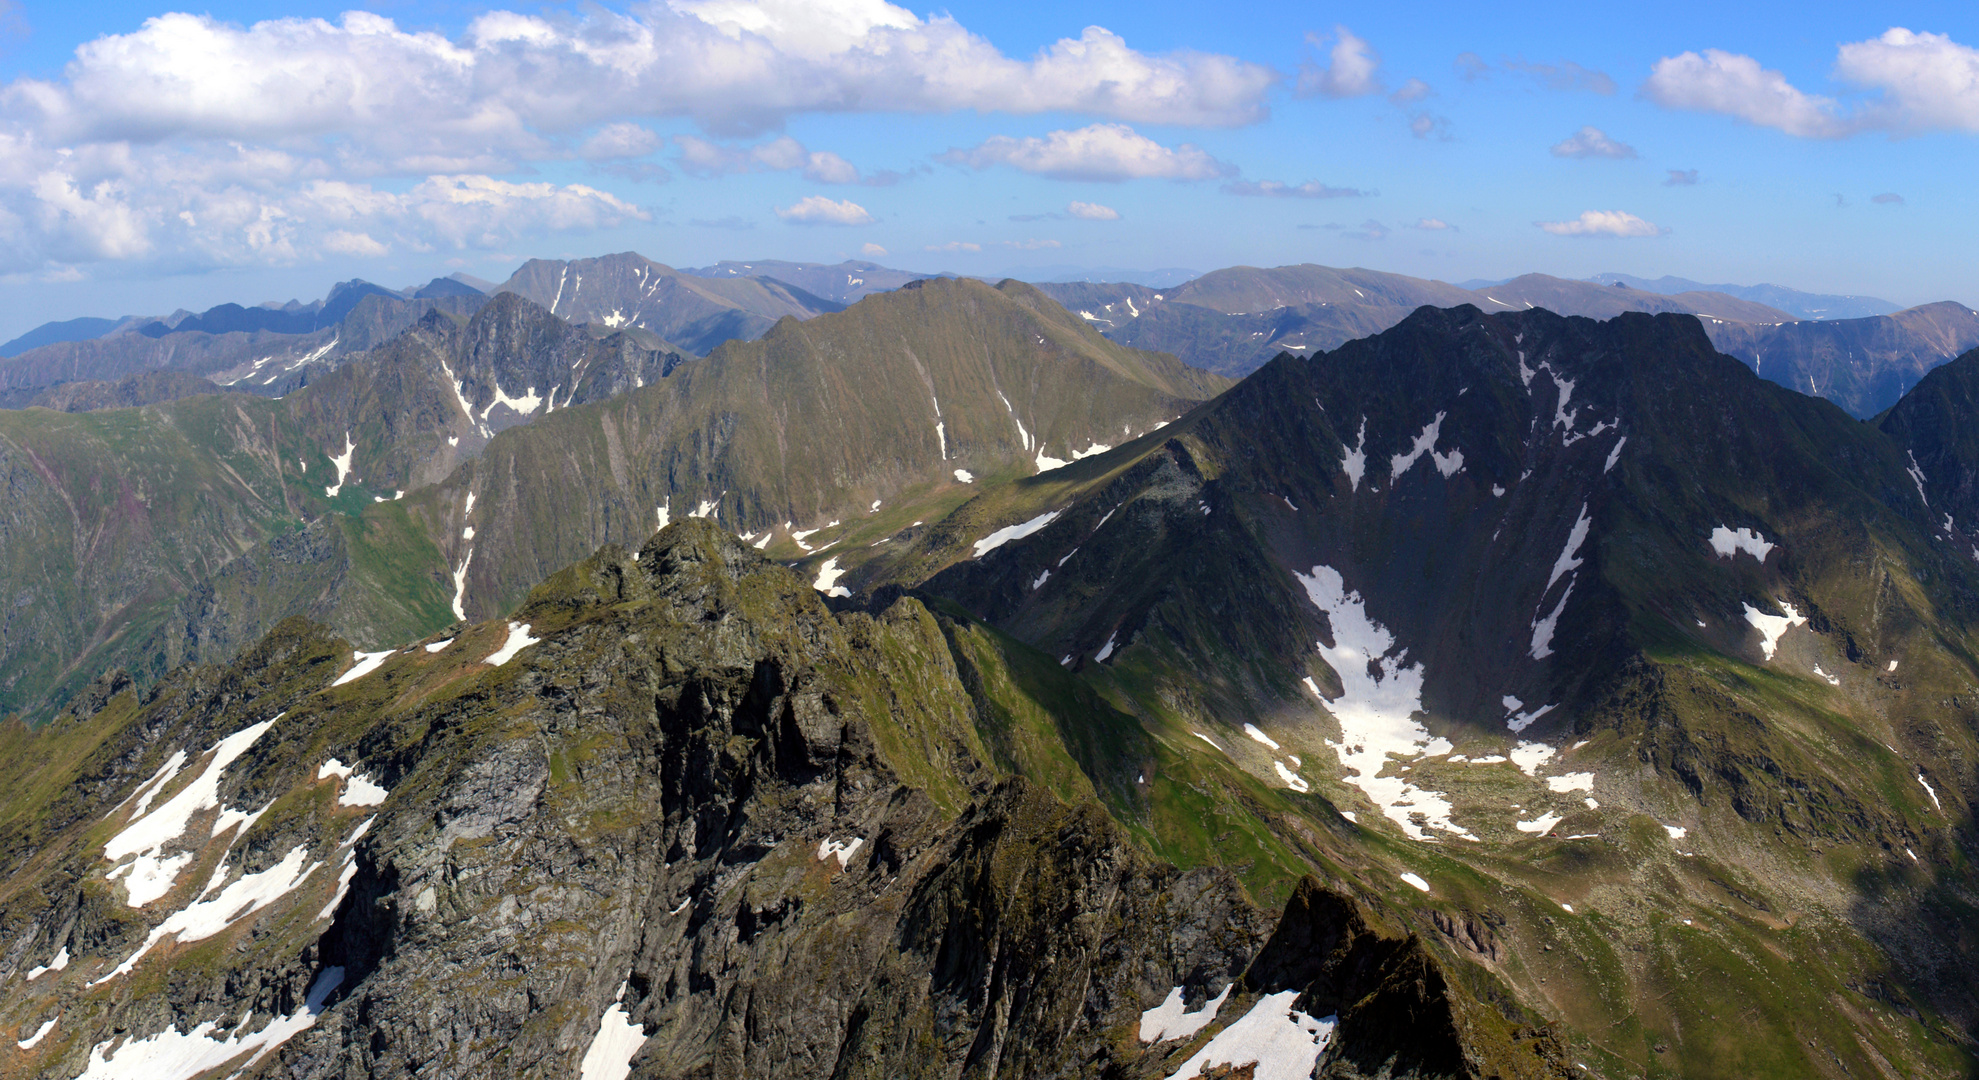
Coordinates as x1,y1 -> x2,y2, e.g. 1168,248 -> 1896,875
680,258 -> 927,303
1707,300 -> 1979,416
1036,264 -> 1792,378
410,276 -> 484,300
0,316 -> 124,357
138,279 -> 402,337
0,294 -> 677,721
1026,264 -> 1203,288
495,252 -> 844,354
0,293 -> 487,407
1588,272 -> 1900,320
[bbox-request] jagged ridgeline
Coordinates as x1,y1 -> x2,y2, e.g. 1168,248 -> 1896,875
0,523 -> 1561,1080
889,304 -> 1979,1077
0,277 -> 1223,727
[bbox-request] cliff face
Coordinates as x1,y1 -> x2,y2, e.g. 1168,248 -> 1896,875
0,522 -> 1546,1080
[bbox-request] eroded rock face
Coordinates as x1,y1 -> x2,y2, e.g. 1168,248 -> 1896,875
0,523 -> 1539,1080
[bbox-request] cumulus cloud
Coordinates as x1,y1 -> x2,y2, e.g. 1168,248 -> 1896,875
0,0 -> 1276,274
1298,26 -> 1382,98
1067,200 -> 1120,220
580,123 -> 664,161
1550,126 -> 1637,159
1413,218 -> 1455,231
675,134 -> 881,184
1536,210 -> 1667,238
1643,29 -> 1979,136
1665,168 -> 1700,186
1642,48 -> 1845,136
859,242 -> 887,256
322,229 -> 388,256
941,124 -> 1232,181
1222,179 -> 1371,199
774,195 -> 874,225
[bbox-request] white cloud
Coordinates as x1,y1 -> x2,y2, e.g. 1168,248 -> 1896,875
675,134 -> 871,183
1550,125 -> 1637,159
859,242 -> 887,256
580,123 -> 663,161
1413,218 -> 1454,231
941,124 -> 1231,181
1067,200 -> 1119,220
1536,210 -> 1667,238
1298,26 -> 1381,98
1642,48 -> 1845,137
1835,28 -> 1979,132
774,195 -> 874,225
322,229 -> 388,256
0,0 -> 1276,274
925,240 -> 981,253
1222,179 -> 1370,199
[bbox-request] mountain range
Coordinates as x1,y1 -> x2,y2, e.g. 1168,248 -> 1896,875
4,266 -> 1979,1078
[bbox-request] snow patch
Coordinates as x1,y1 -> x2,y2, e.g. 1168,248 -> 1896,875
687,495 -> 722,519
80,967 -> 343,1080
1742,601 -> 1806,661
1161,991 -> 1335,1080
425,638 -> 454,653
323,433 -> 355,498
1548,504 -> 1592,590
331,649 -> 393,687
27,947 -> 69,980
1244,724 -> 1281,751
1389,412 -> 1451,482
816,837 -> 864,868
1031,570 -> 1050,590
954,468 -> 974,483
18,1017 -> 56,1050
98,845 -> 319,982
339,774 -> 387,807
1516,812 -> 1563,834
1663,825 -> 1688,840
1399,872 -> 1430,893
479,381 -> 542,421
1510,741 -> 1556,776
813,556 -> 852,598
1709,526 -> 1775,562
1603,436 -> 1626,473
655,499 -> 670,529
104,719 -> 278,908
1095,634 -> 1118,662
973,510 -> 1063,558
485,622 -> 540,666
1140,984 -> 1232,1044
450,549 -> 473,621
1293,566 -> 1470,841
1340,418 -> 1367,491
1813,664 -> 1841,687
1506,702 -> 1556,734
1546,772 -> 1594,793
578,990 -> 648,1080
1273,761 -> 1310,793
1918,773 -> 1941,810
1907,451 -> 1930,506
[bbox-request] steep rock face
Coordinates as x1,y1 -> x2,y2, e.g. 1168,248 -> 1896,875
0,296 -> 676,723
1708,300 -> 1979,417
427,276 -> 1229,621
905,306 -> 1979,1076
0,522 -> 1539,1080
497,252 -> 844,355
1877,345 -> 1979,527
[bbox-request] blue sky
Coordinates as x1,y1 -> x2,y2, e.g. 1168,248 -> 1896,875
1,0 -> 1975,338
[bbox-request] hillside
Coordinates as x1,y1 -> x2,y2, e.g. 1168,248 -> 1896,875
1038,265 -> 1793,379
1708,300 -> 1979,417
834,305 -> 1979,1077
681,258 -> 931,303
494,252 -> 844,354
